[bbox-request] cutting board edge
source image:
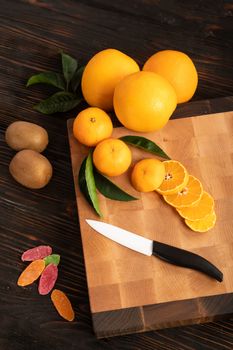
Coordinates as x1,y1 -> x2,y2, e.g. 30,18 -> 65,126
92,291 -> 233,338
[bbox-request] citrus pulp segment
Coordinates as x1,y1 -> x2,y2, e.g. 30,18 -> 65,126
177,191 -> 214,221
156,160 -> 189,195
163,175 -> 203,208
185,210 -> 216,232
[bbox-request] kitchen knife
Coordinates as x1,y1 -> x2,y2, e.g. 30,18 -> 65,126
86,219 -> 223,282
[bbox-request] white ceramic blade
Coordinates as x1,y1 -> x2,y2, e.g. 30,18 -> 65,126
86,219 -> 153,256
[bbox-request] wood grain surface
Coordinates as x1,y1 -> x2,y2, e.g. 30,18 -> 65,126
0,0 -> 233,349
68,111 -> 233,337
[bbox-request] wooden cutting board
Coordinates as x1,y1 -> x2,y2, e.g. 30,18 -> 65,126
67,111 -> 233,338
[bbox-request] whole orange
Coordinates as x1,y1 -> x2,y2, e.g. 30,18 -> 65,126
113,71 -> 177,132
131,159 -> 165,192
93,138 -> 132,177
143,50 -> 198,104
81,49 -> 140,111
73,107 -> 113,147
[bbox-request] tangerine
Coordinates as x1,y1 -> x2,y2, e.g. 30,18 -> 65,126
93,138 -> 132,177
131,158 -> 165,192
156,160 -> 189,195
73,107 -> 113,146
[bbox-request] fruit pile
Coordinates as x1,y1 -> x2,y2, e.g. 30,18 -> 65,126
72,48 -> 215,233
81,48 -> 198,132
156,160 -> 216,232
18,245 -> 75,321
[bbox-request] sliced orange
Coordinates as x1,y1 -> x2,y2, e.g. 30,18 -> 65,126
156,160 -> 189,195
185,210 -> 216,232
163,175 -> 203,208
177,191 -> 214,221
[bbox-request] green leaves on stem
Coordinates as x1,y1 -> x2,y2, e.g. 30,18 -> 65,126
120,135 -> 170,160
94,171 -> 137,201
61,52 -> 78,90
26,72 -> 66,90
78,152 -> 137,216
34,92 -> 82,114
27,52 -> 85,114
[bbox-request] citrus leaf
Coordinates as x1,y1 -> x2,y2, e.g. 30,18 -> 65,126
26,72 -> 65,90
94,170 -> 138,201
71,66 -> 85,92
61,52 -> 78,89
78,157 -> 92,206
85,152 -> 102,217
120,135 -> 171,160
44,254 -> 60,266
33,92 -> 82,114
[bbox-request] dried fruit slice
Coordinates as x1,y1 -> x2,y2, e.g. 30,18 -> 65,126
177,191 -> 214,221
44,254 -> 60,266
38,264 -> 58,295
185,211 -> 216,232
156,160 -> 189,195
21,245 -> 52,261
17,259 -> 45,287
163,175 -> 203,208
51,289 -> 75,321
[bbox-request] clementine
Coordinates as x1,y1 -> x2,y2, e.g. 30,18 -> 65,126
73,107 -> 113,147
131,159 -> 165,192
93,138 -> 132,177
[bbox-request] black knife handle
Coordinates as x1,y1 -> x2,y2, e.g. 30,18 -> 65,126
152,241 -> 223,282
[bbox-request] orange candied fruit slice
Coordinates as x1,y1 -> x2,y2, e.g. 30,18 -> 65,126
185,210 -> 216,232
163,175 -> 203,208
177,191 -> 214,221
17,259 -> 45,287
156,160 -> 189,195
51,289 -> 75,322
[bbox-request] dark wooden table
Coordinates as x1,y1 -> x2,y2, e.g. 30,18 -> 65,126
1,1 -> 233,349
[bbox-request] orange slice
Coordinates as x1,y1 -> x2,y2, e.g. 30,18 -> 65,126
185,210 -> 216,232
156,160 -> 189,195
177,191 -> 214,221
163,175 -> 203,208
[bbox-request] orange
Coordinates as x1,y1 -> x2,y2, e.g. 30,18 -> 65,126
156,160 -> 189,195
73,107 -> 113,147
81,49 -> 139,111
143,50 -> 198,103
163,175 -> 203,208
93,138 -> 132,177
131,159 -> 165,192
185,211 -> 216,232
177,191 -> 214,221
113,71 -> 177,132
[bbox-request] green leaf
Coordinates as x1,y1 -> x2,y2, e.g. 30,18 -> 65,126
71,66 -> 85,92
78,155 -> 102,217
94,170 -> 138,201
44,254 -> 60,266
33,91 -> 82,114
26,72 -> 65,90
85,152 -> 102,217
120,135 -> 171,160
78,157 -> 92,206
61,52 -> 78,89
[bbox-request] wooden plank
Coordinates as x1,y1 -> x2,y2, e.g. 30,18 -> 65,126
68,111 -> 233,337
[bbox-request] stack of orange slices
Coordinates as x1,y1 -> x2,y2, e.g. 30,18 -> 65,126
156,160 -> 216,232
